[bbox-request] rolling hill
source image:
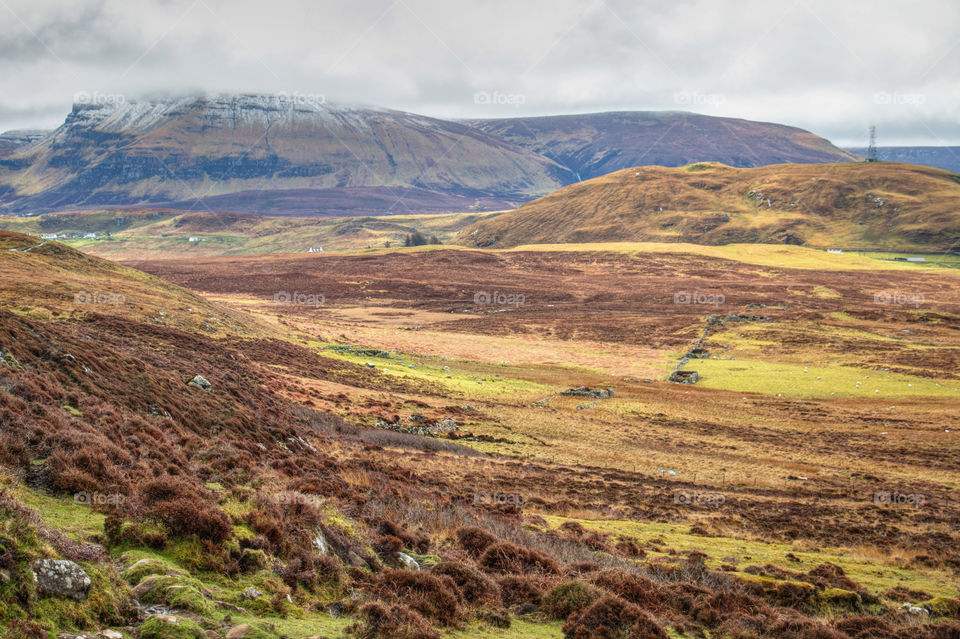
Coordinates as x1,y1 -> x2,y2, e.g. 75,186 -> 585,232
457,161 -> 960,250
465,111 -> 857,181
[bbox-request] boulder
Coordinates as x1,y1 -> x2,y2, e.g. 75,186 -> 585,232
187,375 -> 212,390
397,552 -> 420,571
240,586 -> 263,599
32,559 -> 92,601
560,386 -> 614,399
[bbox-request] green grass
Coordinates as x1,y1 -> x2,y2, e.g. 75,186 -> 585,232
14,486 -> 106,544
538,515 -> 958,599
687,357 -> 960,399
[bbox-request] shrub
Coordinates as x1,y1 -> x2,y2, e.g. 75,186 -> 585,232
497,575 -> 544,606
374,569 -> 461,626
563,595 -> 667,639
543,581 -> 602,620
149,498 -> 232,544
478,542 -> 559,575
374,535 -> 404,555
350,602 -> 440,639
456,527 -> 496,557
590,569 -> 663,613
431,561 -> 500,606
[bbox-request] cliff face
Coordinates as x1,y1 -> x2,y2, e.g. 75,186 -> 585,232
0,95 -> 570,215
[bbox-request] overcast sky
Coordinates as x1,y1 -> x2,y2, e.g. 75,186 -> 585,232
0,0 -> 957,145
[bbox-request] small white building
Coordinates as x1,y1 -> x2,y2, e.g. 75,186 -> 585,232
82,232 -> 97,239
40,233 -> 58,240
826,249 -> 843,254
188,237 -> 203,243
308,247 -> 324,253
906,257 -> 925,262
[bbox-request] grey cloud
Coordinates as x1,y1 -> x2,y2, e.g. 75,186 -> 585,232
0,0 -> 956,145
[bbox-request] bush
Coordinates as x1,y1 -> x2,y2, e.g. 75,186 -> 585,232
590,569 -> 662,613
456,527 -> 496,557
431,561 -> 500,606
350,602 -> 440,639
374,569 -> 461,626
543,581 -> 602,620
479,542 -> 559,575
563,595 -> 667,639
149,498 -> 232,543
497,575 -> 544,606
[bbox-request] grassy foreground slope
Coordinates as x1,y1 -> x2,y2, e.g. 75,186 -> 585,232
458,162 -> 960,250
2,234 -> 959,639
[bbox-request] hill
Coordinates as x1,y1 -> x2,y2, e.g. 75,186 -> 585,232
457,161 -> 960,250
0,207 -> 494,258
0,94 -> 570,216
465,111 -> 857,180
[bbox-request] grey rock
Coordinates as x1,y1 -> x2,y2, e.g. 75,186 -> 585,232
240,586 -> 264,599
187,374 -> 212,390
396,552 -> 420,571
32,559 -> 92,601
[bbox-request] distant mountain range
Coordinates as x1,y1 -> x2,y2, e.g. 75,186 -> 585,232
458,161 -> 960,251
3,95 -> 930,217
846,147 -> 960,174
464,111 -> 857,181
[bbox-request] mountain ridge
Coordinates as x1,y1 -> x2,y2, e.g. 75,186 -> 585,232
1,94 -> 858,217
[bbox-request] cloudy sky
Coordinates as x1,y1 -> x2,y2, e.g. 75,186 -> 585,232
1,0 -> 957,145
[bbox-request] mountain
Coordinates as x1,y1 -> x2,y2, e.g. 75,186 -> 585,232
0,97 -> 862,217
457,161 -> 960,250
0,129 -> 47,158
846,146 -> 960,174
0,94 -> 570,216
465,111 -> 857,181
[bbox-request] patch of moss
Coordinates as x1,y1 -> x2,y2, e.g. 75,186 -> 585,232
820,587 -> 863,613
925,596 -> 960,618
138,615 -> 206,639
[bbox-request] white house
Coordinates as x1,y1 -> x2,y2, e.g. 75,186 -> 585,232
308,247 -> 324,253
188,237 -> 203,243
39,233 -> 58,240
826,249 -> 843,254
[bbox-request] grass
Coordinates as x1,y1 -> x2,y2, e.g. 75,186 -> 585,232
538,515 -> 959,599
688,357 -> 960,399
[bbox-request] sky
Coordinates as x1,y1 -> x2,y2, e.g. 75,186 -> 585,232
0,0 -> 957,146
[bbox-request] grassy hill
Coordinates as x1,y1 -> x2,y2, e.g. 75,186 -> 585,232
0,209 -> 497,259
458,161 -> 960,250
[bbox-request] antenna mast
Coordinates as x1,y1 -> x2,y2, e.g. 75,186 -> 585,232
867,125 -> 878,162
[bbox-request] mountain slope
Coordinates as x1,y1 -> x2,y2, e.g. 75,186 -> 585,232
457,161 -> 960,250
465,111 -> 857,181
847,146 -> 960,174
0,95 -> 570,215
